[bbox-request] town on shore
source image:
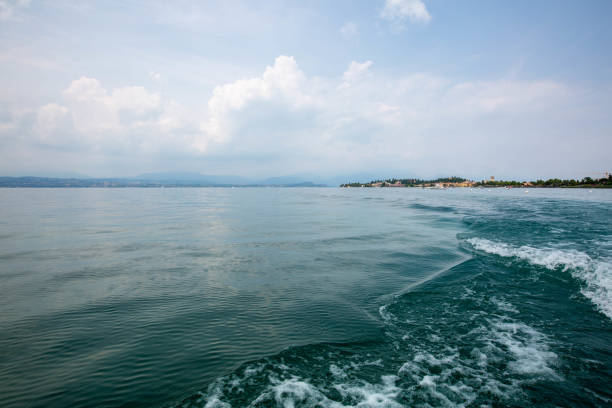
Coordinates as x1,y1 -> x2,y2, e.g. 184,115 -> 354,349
341,174 -> 612,188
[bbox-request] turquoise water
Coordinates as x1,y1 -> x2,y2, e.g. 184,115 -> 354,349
0,188 -> 610,407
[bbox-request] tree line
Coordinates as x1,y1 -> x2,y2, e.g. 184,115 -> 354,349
341,177 -> 467,187
341,175 -> 612,188
473,175 -> 612,188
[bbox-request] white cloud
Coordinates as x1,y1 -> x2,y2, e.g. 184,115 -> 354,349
2,55 -> 601,178
0,0 -> 30,21
63,77 -> 107,102
340,22 -> 358,38
191,56 -> 577,176
0,1 -> 609,179
62,77 -> 119,134
112,86 -> 161,115
381,0 -> 431,24
341,60 -> 373,85
201,55 -> 311,148
62,77 -> 162,128
444,80 -> 567,114
35,103 -> 72,141
49,77 -> 203,151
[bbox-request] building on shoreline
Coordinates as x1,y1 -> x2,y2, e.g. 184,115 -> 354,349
342,174 -> 612,188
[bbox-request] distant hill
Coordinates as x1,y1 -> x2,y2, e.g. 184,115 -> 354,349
0,175 -> 327,188
259,176 -> 309,185
136,172 -> 254,185
137,172 -> 328,186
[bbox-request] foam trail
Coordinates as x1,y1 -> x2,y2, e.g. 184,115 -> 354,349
467,238 -> 612,319
489,320 -> 558,376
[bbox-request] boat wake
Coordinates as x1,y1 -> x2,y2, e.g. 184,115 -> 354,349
467,238 -> 612,319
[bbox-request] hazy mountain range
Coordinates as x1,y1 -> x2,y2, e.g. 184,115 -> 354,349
0,172 -> 397,187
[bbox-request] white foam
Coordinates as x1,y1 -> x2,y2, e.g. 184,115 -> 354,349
398,348 -> 509,406
256,375 -> 405,408
203,386 -> 231,408
349,359 -> 384,370
242,363 -> 265,377
333,375 -> 403,408
578,261 -> 612,319
467,238 -> 591,270
413,351 -> 458,367
489,320 -> 557,376
378,304 -> 395,322
396,311 -> 559,407
271,378 -> 333,408
467,238 -> 612,319
329,364 -> 347,379
490,296 -> 518,313
203,396 -> 230,408
418,374 -> 438,387
197,314 -> 555,408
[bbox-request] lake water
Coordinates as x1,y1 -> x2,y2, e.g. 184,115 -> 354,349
0,188 -> 610,407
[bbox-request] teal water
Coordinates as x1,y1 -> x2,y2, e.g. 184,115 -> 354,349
0,188 -> 610,407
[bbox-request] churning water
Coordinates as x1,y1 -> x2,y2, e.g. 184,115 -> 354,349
0,188 -> 610,407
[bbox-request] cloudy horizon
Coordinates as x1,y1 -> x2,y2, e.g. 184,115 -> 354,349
1,0 -> 611,181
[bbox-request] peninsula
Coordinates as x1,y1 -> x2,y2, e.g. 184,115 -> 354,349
341,175 -> 612,188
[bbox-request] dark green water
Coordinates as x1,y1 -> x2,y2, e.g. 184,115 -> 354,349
0,188 -> 610,407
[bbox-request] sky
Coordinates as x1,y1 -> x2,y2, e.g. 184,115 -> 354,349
0,0 -> 611,180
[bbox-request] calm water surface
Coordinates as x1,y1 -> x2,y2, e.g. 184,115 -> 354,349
0,188 -> 610,407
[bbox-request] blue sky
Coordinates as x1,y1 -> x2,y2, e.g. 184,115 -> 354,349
1,0 -> 610,180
